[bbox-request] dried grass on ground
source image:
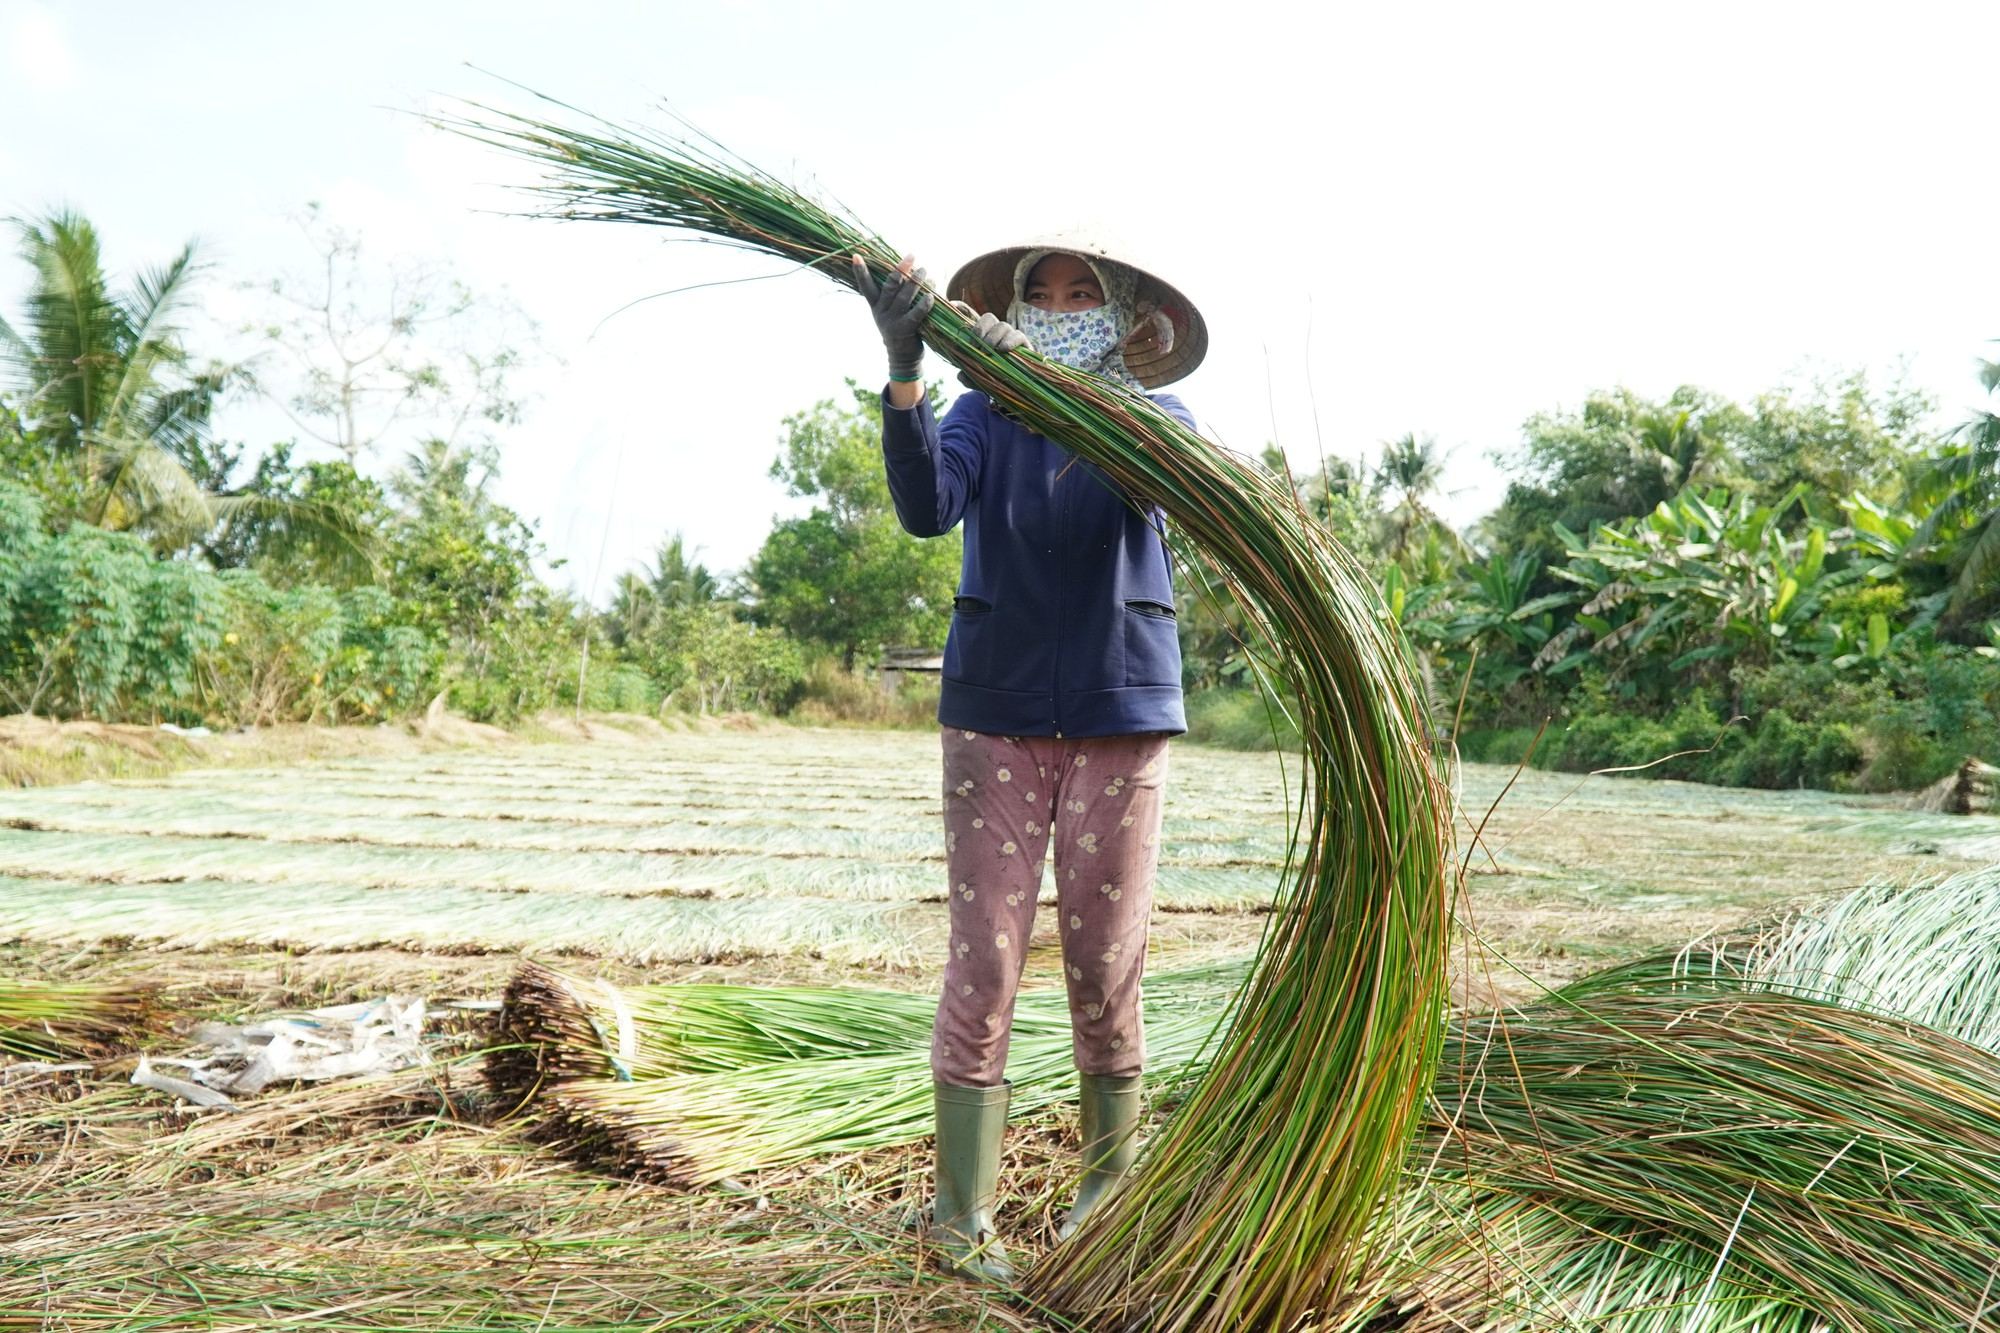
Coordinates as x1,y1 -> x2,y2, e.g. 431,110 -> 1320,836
0,1058 -> 1058,1331
3,726 -> 1997,1328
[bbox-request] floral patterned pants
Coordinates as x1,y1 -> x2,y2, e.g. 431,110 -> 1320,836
930,727 -> 1171,1086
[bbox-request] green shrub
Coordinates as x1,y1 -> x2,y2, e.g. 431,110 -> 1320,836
1550,695 -> 1732,780
1465,652 -> 1997,793
1456,726 -> 1552,768
629,604 -> 806,716
1708,709 -> 1863,790
582,662 -> 662,715
787,658 -> 939,728
0,485 -> 230,721
206,572 -> 438,725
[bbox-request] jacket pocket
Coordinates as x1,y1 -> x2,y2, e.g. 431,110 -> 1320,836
946,597 -> 1042,693
1122,600 -> 1182,687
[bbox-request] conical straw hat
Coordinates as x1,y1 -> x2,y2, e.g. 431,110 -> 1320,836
945,229 -> 1207,389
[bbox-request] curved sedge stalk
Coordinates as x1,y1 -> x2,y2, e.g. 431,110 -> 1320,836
1327,877 -> 2000,1333
444,94 -> 1455,1331
1402,983 -> 2000,1332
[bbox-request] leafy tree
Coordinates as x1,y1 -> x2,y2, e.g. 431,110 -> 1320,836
1731,371 -> 1935,510
1483,377 -> 1936,566
645,533 -> 719,608
1282,449 -> 1377,561
1480,387 -> 1736,562
748,382 -> 959,668
621,603 -> 805,714
379,437 -> 565,717
200,441 -> 391,586
0,210 -> 227,541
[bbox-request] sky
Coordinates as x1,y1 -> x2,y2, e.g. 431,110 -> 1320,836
4,0 -> 1998,598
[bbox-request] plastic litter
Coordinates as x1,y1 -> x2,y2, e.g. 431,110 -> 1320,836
133,995 -> 432,1107
156,722 -> 212,738
132,1054 -> 241,1110
2,1060 -> 93,1082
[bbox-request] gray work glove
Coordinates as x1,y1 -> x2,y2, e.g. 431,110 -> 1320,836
853,255 -> 933,382
950,302 -> 1032,355
947,302 -> 1033,395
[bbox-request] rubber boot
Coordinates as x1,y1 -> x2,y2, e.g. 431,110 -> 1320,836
1059,1072 -> 1143,1241
927,1080 -> 1013,1283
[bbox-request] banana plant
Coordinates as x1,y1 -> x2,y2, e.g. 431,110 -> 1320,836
1537,485 -> 1870,697
1430,551 -> 1569,685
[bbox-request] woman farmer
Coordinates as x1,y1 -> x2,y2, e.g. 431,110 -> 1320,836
851,233 -> 1207,1282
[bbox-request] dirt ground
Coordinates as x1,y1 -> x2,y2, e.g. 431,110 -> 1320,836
3,722 -> 1992,1328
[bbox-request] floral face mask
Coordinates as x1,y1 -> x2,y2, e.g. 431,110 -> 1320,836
1013,304 -> 1137,384
1006,250 -> 1147,390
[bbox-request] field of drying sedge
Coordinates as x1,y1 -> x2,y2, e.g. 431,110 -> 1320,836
3,722 -> 1994,1329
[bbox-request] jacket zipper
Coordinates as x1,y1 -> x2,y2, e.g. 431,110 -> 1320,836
1052,450 -> 1067,738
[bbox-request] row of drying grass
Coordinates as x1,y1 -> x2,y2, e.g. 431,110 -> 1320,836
0,827 -> 1277,914
0,735 -> 1295,964
0,797 -> 1286,868
0,874 -> 928,967
56,781 -> 1292,850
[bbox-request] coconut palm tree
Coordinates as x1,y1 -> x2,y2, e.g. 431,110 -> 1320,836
648,532 -> 718,608
0,209 -> 376,570
1373,432 -> 1469,563
608,533 -> 719,648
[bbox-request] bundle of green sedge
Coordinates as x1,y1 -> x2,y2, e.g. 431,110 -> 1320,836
1328,867 -> 2000,1332
0,977 -> 156,1059
490,960 -> 1243,1186
446,93 -> 1455,1332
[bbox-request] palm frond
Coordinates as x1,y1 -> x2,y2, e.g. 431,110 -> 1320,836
103,238 -> 204,434
205,490 -> 385,583
82,429 -> 215,539
1948,511 -> 2000,614
8,209 -> 126,444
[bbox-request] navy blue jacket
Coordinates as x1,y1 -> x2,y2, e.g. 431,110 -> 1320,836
881,388 -> 1188,738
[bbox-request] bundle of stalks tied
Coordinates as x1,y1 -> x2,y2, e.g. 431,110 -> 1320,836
449,92 -> 1455,1331
489,961 -> 944,1103
0,977 -> 156,1059
493,960 -> 1243,1187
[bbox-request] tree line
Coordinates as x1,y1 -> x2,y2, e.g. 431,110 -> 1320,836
3,208 -> 1996,790
0,209 -> 843,725
1224,370 -> 2000,791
